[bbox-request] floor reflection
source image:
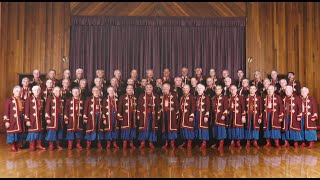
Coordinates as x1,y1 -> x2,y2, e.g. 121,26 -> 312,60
1,141 -> 320,177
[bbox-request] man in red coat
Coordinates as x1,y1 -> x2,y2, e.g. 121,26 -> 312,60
83,86 -> 103,149
21,77 -> 31,101
178,84 -> 196,149
137,84 -> 160,149
159,83 -> 179,149
45,86 -> 65,151
64,87 -> 84,150
3,86 -> 25,152
118,85 -> 137,149
287,72 -> 301,96
25,85 -> 46,151
281,86 -> 303,148
300,87 -> 318,148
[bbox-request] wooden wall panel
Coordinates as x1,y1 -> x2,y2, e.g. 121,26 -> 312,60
0,2 -> 70,130
246,2 -> 320,110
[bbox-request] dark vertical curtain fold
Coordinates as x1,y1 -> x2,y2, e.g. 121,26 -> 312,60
70,16 -> 246,87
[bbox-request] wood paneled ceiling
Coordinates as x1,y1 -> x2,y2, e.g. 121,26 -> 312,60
70,2 -> 246,17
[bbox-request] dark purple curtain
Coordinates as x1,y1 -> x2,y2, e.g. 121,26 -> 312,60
70,16 -> 245,87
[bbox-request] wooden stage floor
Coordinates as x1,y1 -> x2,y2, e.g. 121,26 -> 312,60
1,134 -> 320,178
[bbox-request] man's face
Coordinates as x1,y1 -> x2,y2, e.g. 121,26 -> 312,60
13,88 -> 21,97
53,88 -> 61,97
254,71 -> 261,79
222,70 -> 229,78
62,79 -> 70,88
215,86 -> 222,95
249,86 -> 257,95
94,78 -> 102,87
126,85 -> 134,95
96,70 -> 104,78
72,89 -> 80,98
33,87 -> 41,96
22,79 -> 30,87
301,88 -> 308,97
92,88 -> 101,97
196,85 -> 205,94
114,70 -> 121,79
280,80 -> 287,88
191,78 -> 198,87
267,86 -> 275,95
107,87 -> 115,96
79,80 -> 87,89
64,70 -> 71,78
206,78 -> 213,86
163,69 -> 170,77
288,73 -> 294,80
141,79 -> 147,87
110,78 -> 118,87
175,78 -> 182,87
230,86 -> 238,95
210,69 -> 216,77
156,79 -> 162,87
131,70 -> 138,78
76,70 -> 83,79
224,78 -> 231,86
48,71 -> 56,79
242,79 -> 249,87
145,85 -> 153,94
33,70 -> 40,78
195,68 -> 202,75
181,68 -> 188,76
271,71 -> 277,79
182,85 -> 190,94
162,84 -> 170,94
127,79 -> 134,85
237,70 -> 244,79
263,80 -> 271,88
146,70 -> 154,78
46,80 -> 53,88
285,87 -> 293,96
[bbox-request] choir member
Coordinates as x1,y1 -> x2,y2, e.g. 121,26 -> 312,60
136,78 -> 147,98
300,87 -> 318,148
60,78 -> 72,101
137,84 -> 160,149
194,84 -> 210,149
114,69 -> 124,88
205,77 -> 216,98
3,86 -> 25,152
57,69 -> 71,87
238,78 -> 250,97
46,69 -> 58,87
211,85 -> 228,150
270,70 -> 280,90
235,69 -> 245,89
42,79 -> 54,102
245,86 -> 262,149
190,77 -> 198,97
263,85 -> 284,148
181,67 -> 191,86
178,84 -> 195,149
208,68 -> 219,86
71,68 -> 84,88
287,72 -> 301,96
45,86 -> 64,151
102,86 -> 120,149
91,69 -> 109,90
261,78 -> 271,98
29,69 -> 43,88
64,87 -> 84,150
129,69 -> 140,89
79,79 -> 89,100
83,86 -> 103,149
21,77 -> 32,101
219,69 -> 232,87
154,79 -> 163,96
146,69 -> 156,87
159,83 -> 179,149
250,70 -> 263,96
277,79 -> 287,99
162,68 -> 174,86
25,85 -> 46,151
194,67 -> 206,85
281,86 -> 302,148
228,85 -> 246,149
222,77 -> 232,96
172,77 -> 183,101
117,85 -> 137,149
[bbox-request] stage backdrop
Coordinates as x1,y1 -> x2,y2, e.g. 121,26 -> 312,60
70,16 -> 245,87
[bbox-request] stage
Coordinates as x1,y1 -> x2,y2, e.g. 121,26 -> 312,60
0,134 -> 319,178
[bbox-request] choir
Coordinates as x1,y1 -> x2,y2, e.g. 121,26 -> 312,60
3,67 -> 318,152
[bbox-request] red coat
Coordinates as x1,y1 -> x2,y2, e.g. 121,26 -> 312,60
228,95 -> 246,128
24,95 -> 44,132
245,94 -> 262,130
45,96 -> 64,130
179,93 -> 196,129
288,80 -> 301,95
102,96 -> 119,132
159,92 -> 179,132
83,96 -> 103,133
211,94 -> 228,127
283,95 -> 302,132
3,97 -> 24,134
41,87 -> 53,101
64,97 -> 84,132
262,94 -> 284,130
137,93 -> 160,131
21,87 -> 32,101
195,94 -> 210,129
301,96 -> 318,130
117,94 -> 137,130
